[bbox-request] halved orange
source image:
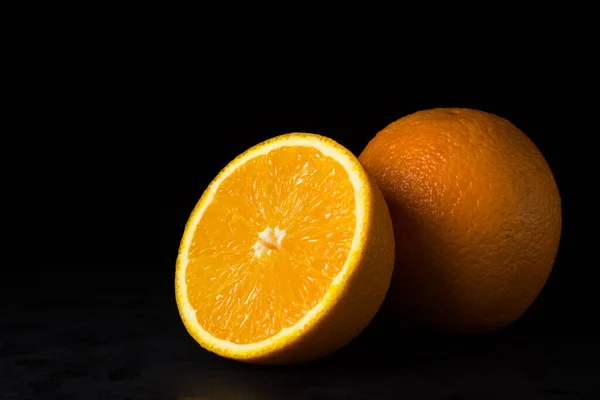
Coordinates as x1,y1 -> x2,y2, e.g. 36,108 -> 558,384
175,133 -> 394,364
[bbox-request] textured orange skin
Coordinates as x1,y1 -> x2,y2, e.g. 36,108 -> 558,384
359,108 -> 562,334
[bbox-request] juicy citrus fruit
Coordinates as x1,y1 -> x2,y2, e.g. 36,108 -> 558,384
359,108 -> 562,334
175,133 -> 395,364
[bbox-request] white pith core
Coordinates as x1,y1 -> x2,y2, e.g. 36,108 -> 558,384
253,226 -> 286,257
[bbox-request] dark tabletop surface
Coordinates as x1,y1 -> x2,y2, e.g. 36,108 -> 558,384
2,271 -> 599,400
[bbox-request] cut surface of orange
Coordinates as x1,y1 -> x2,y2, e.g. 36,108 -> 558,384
175,133 -> 395,364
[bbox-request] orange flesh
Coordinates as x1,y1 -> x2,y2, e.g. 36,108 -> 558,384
186,146 -> 356,344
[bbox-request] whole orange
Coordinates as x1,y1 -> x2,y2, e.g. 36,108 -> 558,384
359,108 -> 562,334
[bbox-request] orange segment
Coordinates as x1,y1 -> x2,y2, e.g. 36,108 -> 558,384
186,146 -> 355,344
175,133 -> 395,364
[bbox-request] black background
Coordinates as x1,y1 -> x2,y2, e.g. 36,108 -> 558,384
2,32 -> 597,398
